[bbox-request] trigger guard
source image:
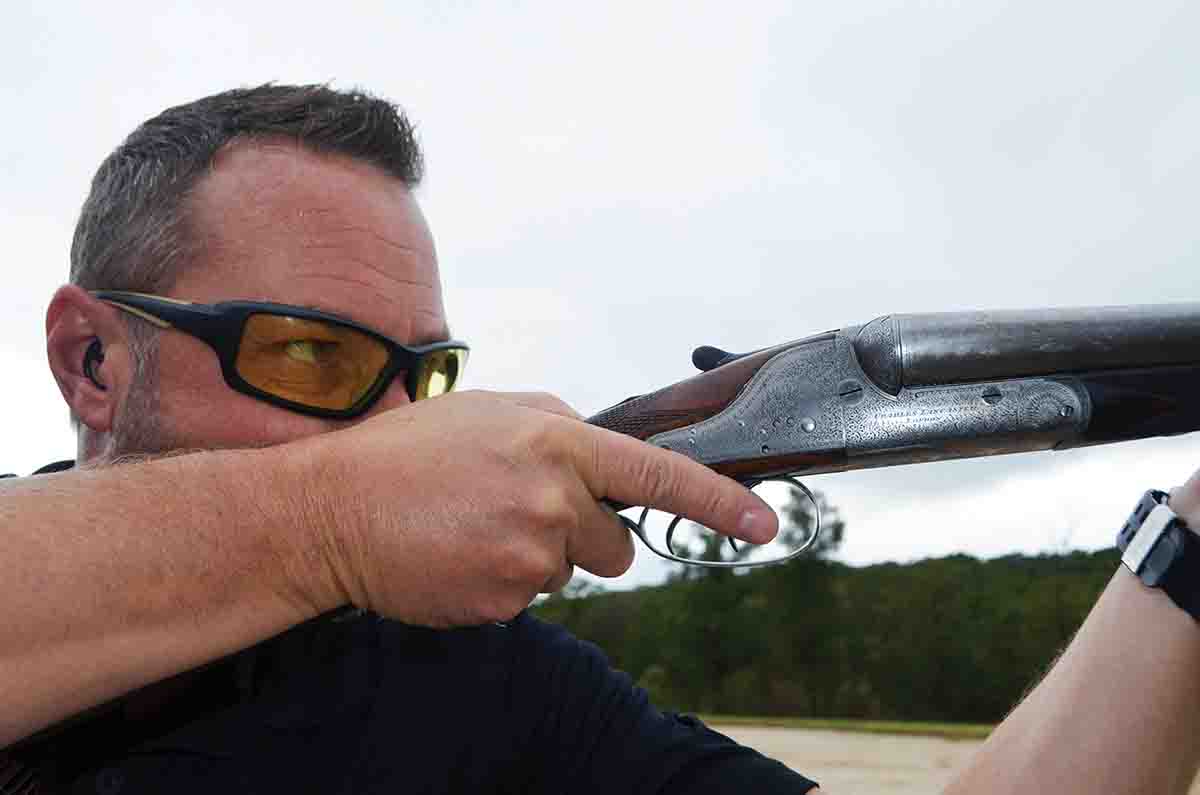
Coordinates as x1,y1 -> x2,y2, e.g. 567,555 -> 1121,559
623,475 -> 821,568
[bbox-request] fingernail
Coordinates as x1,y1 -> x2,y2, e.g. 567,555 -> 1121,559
738,508 -> 777,544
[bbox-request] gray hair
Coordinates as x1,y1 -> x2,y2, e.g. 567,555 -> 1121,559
71,82 -> 424,293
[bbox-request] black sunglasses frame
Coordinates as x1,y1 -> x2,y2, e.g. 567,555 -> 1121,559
92,290 -> 469,419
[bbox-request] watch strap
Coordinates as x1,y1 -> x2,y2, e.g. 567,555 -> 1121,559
1117,490 -> 1200,620
1160,530 -> 1200,619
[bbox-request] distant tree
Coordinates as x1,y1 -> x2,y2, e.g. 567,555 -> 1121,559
755,487 -> 847,715
533,547 -> 1123,723
669,484 -> 845,579
778,486 -> 845,560
652,486 -> 849,714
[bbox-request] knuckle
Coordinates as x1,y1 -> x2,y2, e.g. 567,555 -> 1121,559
495,535 -> 562,589
507,413 -> 543,449
523,483 -> 577,530
516,416 -> 568,464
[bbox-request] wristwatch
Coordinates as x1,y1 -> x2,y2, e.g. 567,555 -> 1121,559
1116,490 -> 1200,620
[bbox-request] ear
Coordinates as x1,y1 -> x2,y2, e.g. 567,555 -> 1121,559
46,285 -> 133,433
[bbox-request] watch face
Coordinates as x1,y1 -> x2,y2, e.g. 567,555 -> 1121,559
1119,491 -> 1200,620
1124,503 -> 1184,587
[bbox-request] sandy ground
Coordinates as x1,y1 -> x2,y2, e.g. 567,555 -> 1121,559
713,725 -> 980,794
713,725 -> 1200,794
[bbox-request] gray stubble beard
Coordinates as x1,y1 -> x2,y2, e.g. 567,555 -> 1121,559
100,337 -> 188,464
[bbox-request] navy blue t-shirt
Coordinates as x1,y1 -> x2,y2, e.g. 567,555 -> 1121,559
3,465 -> 818,794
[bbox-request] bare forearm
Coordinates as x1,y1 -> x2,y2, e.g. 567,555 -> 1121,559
0,448 -> 332,747
945,567 -> 1200,794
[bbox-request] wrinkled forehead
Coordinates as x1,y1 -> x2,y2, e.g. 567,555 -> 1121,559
174,139 -> 448,345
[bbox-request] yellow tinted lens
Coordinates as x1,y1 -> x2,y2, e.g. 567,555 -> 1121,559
413,348 -> 468,400
236,314 -> 390,410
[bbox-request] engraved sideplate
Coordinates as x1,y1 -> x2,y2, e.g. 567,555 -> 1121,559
646,340 -> 848,465
646,330 -> 1091,470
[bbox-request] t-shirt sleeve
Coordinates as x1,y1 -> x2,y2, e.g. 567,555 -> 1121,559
508,613 -> 819,795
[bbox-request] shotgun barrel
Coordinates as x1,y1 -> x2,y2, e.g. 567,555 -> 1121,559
590,304 -> 1200,479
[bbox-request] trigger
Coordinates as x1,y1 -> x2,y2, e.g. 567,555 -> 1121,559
692,345 -> 740,372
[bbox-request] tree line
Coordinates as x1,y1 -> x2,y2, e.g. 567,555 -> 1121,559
534,488 -> 1117,723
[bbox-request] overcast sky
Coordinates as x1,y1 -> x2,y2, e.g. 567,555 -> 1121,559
3,1 -> 1198,587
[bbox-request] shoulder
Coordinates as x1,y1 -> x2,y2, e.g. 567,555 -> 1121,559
495,613 -> 821,793
502,610 -> 630,698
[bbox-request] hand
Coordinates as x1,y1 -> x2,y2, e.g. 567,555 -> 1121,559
1170,468 -> 1200,528
288,390 -> 778,628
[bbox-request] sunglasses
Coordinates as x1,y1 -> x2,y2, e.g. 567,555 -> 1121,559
92,290 -> 469,419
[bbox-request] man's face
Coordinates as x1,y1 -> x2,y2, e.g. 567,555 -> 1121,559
123,140 -> 448,453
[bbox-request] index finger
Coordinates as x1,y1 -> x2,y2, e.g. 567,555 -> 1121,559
573,424 -> 779,544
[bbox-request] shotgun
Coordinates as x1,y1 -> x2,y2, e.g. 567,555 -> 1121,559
589,304 -> 1200,567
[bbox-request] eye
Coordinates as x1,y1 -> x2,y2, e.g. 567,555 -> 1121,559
284,340 -> 338,363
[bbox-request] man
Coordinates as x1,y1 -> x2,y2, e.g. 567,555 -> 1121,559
1,84 -> 1199,794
